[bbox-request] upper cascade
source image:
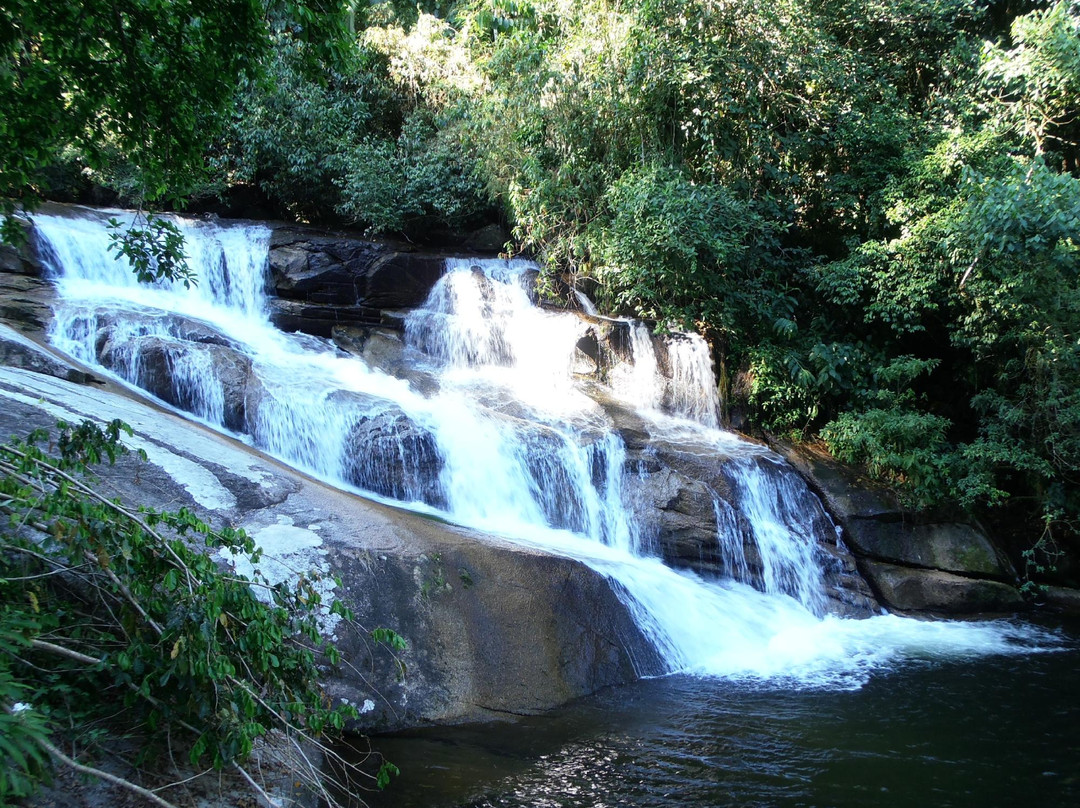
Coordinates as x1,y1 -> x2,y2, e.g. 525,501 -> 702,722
35,208 -> 270,320
31,208 -> 1056,688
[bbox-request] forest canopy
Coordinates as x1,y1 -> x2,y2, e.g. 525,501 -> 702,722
3,0 -> 1080,578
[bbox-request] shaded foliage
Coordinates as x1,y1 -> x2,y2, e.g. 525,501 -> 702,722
0,419 -> 390,803
0,0 -> 266,209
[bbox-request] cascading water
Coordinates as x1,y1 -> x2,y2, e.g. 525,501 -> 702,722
36,208 -> 1057,689
664,332 -> 722,427
726,456 -> 833,613
605,321 -> 720,428
403,258 -> 636,547
608,322 -> 664,413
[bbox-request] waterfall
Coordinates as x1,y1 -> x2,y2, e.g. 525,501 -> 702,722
606,322 -> 720,428
403,259 -> 636,547
608,322 -> 664,413
664,332 -> 721,428
574,288 -> 599,316
38,211 -> 269,317
726,457 -> 833,613
35,208 -> 1055,688
714,495 -> 750,586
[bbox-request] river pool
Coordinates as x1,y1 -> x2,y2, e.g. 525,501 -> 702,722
357,616 -> 1079,808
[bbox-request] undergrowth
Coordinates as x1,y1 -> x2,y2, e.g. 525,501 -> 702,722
0,418 -> 400,806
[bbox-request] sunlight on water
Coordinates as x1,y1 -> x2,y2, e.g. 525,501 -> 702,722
608,322 -> 663,412
34,207 -> 1064,691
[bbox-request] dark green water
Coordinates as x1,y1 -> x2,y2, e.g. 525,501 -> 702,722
356,619 -> 1079,808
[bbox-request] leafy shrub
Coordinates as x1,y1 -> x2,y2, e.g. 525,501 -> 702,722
822,408 -> 954,508
596,165 -> 768,327
221,36 -> 380,220
336,112 -> 489,237
0,419 -> 372,804
739,344 -> 823,437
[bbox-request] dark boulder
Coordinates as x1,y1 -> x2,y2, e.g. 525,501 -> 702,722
327,541 -> 664,728
267,226 -> 448,312
1045,586 -> 1080,616
331,325 -> 440,396
862,561 -> 1025,613
625,464 -> 723,565
364,252 -> 447,309
844,520 -> 1014,580
0,216 -> 45,277
267,298 -> 384,337
0,273 -> 53,332
342,407 -> 446,507
269,229 -> 387,303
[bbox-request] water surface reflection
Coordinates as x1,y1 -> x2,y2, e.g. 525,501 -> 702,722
358,626 -> 1079,808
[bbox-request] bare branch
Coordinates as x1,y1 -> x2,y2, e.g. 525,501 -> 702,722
38,737 -> 182,808
4,445 -> 200,595
232,762 -> 282,808
30,638 -> 103,667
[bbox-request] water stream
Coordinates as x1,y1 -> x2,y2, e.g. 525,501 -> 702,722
35,208 -> 1064,693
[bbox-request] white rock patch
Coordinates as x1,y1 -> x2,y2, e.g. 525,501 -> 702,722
0,367 -> 278,486
217,519 -> 341,636
0,369 -> 238,512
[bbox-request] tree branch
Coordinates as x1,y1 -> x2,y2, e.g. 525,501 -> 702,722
38,737 -> 181,808
30,638 -> 103,667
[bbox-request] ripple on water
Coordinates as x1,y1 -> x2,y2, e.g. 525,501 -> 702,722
359,623 -> 1079,808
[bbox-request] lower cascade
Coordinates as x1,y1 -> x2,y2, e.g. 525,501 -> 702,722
36,208 -> 1055,688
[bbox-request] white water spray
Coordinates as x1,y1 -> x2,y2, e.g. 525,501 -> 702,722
664,332 -> 721,428
729,457 -> 831,613
606,322 -> 721,427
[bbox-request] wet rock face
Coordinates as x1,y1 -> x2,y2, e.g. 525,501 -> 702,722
331,325 -> 440,396
327,542 -> 664,729
342,409 -> 447,508
558,390 -> 877,616
0,216 -> 45,277
267,227 -> 448,317
64,309 -> 243,353
628,465 -> 720,561
844,521 -> 1014,579
268,236 -> 385,303
0,273 -> 53,332
265,226 -> 452,337
94,328 -> 255,433
0,361 -> 664,731
570,318 -> 633,382
776,442 -> 1025,614
267,298 -> 384,336
616,434 -> 879,618
0,323 -> 95,384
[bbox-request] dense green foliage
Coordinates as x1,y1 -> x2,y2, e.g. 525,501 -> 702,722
213,22 -> 491,236
0,0 -> 354,221
0,420 -> 400,804
453,0 -> 1079,580
3,0 -> 1079,578
0,0 -> 264,211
